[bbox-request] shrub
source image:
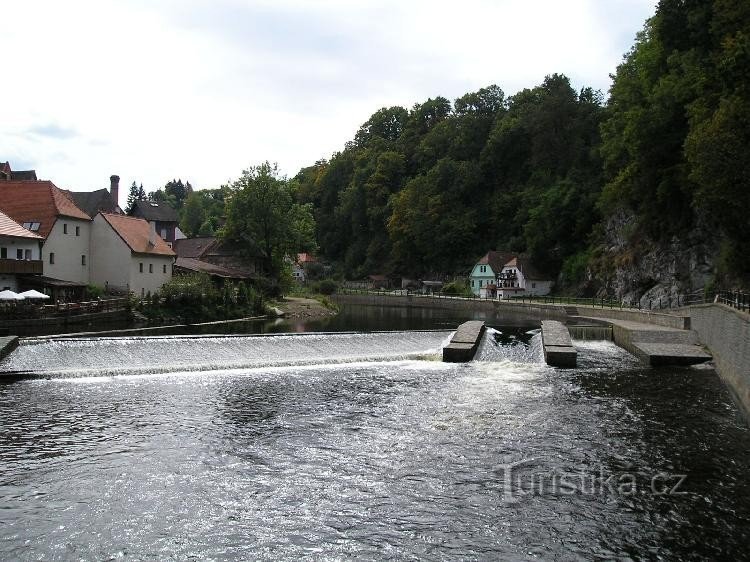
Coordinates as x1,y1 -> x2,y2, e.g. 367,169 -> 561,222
314,279 -> 338,295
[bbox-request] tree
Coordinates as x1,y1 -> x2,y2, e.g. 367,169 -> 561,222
125,181 -> 146,214
222,162 -> 317,282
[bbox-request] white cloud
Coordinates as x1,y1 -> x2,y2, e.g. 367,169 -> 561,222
0,0 -> 656,196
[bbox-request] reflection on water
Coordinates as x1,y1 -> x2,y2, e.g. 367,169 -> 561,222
1,330 -> 750,558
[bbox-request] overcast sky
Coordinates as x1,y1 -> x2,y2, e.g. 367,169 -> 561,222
1,0 -> 656,203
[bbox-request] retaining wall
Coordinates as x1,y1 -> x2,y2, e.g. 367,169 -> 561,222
687,304 -> 750,421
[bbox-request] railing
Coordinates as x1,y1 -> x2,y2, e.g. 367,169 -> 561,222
0,259 -> 43,275
335,287 -> 725,311
717,291 -> 750,313
0,297 -> 129,320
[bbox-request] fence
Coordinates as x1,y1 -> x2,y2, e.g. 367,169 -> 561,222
335,287 -> 723,311
717,291 -> 750,313
0,297 -> 129,320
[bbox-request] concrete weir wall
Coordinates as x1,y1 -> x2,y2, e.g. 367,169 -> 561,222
687,304 -> 750,420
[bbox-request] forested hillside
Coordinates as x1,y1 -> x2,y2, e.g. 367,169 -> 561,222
293,0 -> 749,295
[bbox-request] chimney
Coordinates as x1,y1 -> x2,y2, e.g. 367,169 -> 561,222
109,175 -> 120,209
148,220 -> 156,247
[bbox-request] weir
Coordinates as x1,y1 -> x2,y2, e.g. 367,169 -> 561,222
0,331 -> 452,379
540,320 -> 577,368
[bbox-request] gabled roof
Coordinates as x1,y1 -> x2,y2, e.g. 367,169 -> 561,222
297,252 -> 316,264
67,188 -> 119,217
476,250 -> 516,274
503,256 -> 548,281
0,209 -> 43,239
99,213 -> 175,257
0,161 -> 37,181
0,180 -> 91,238
130,200 -> 179,222
173,236 -> 217,258
174,257 -> 251,279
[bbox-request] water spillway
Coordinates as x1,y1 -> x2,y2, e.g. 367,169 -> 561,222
0,331 -> 453,378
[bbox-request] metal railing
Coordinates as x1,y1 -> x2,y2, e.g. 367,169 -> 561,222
335,287 -> 726,311
0,297 -> 129,320
717,291 -> 750,313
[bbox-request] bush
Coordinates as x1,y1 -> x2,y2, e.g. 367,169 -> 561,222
314,279 -> 338,295
442,280 -> 472,297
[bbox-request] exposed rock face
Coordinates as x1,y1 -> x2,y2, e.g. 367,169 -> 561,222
595,210 -> 718,307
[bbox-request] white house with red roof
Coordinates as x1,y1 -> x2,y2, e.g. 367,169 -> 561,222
470,251 -> 552,298
0,210 -> 44,291
91,213 -> 175,297
0,180 -> 93,285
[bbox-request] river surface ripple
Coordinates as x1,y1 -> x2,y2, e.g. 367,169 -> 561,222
1,332 -> 749,559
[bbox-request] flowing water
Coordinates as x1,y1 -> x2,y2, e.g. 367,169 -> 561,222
1,327 -> 749,559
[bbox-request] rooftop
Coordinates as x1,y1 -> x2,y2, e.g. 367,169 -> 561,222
100,213 -> 175,257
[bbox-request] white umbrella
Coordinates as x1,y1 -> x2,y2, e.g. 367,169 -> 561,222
0,290 -> 24,300
18,289 -> 50,300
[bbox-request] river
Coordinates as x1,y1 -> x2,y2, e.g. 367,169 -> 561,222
1,305 -> 749,559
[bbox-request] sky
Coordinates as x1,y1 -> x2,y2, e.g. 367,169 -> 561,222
1,0 -> 656,204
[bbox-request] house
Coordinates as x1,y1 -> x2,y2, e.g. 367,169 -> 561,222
173,236 -> 262,277
67,174 -> 123,217
173,237 -> 255,284
290,253 -> 318,284
0,210 -> 44,291
496,257 -> 552,298
90,213 -> 175,297
129,200 -> 186,245
0,161 -> 38,181
469,250 -> 515,296
0,180 -> 93,286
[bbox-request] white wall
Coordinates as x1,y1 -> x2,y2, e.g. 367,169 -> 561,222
90,214 -> 132,291
42,218 -> 91,284
128,255 -> 173,297
525,280 -> 552,296
0,235 -> 41,261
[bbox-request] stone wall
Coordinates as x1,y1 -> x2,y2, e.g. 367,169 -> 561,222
687,304 -> 750,422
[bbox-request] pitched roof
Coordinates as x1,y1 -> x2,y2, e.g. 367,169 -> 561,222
100,213 -> 175,257
174,257 -> 251,279
10,170 -> 37,181
0,209 -> 43,239
0,180 -> 91,238
130,200 -> 179,222
504,256 -> 548,280
297,252 -> 316,264
67,188 -> 118,217
173,236 -> 217,258
476,250 -> 516,274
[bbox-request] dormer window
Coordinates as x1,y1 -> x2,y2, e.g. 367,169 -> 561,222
22,222 -> 41,231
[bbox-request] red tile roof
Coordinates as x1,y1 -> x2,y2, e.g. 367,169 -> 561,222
0,209 -> 43,239
100,213 -> 175,257
0,180 -> 91,238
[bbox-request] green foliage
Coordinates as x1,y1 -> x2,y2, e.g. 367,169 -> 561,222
442,280 -> 473,297
86,284 -> 104,298
222,162 -> 316,283
125,181 -> 147,214
312,279 -> 338,295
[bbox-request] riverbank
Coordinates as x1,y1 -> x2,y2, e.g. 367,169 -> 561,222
274,296 -> 338,319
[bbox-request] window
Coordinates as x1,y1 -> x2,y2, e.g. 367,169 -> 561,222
22,222 -> 40,231
479,280 -> 483,287
50,252 -> 55,264
16,249 -> 22,260
160,228 -> 167,239
0,248 -> 6,259
149,264 -> 153,274
63,223 -> 68,234
471,279 -> 474,287
139,263 -> 143,273
532,282 -> 536,289
24,249 -> 31,260
75,226 -> 80,236
81,255 -> 86,266
163,264 -> 167,274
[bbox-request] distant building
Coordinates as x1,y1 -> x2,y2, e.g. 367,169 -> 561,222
90,213 -> 175,297
470,251 -> 552,298
0,210 -> 44,291
469,250 -> 515,296
0,161 -> 38,181
67,174 -> 123,217
129,200 -> 185,245
173,236 -> 258,283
